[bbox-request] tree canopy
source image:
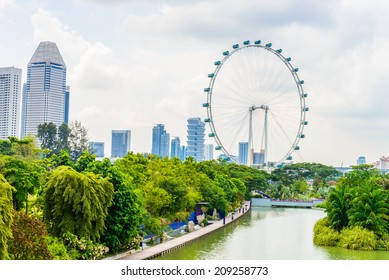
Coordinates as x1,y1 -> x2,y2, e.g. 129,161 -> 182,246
43,166 -> 114,242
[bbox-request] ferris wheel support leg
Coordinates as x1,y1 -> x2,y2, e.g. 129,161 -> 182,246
249,148 -> 254,166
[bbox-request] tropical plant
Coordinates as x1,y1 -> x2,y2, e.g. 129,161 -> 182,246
325,182 -> 351,231
0,174 -> 14,259
313,217 -> 340,246
8,211 -> 53,260
43,166 -> 114,242
348,180 -> 389,235
338,226 -> 377,251
0,156 -> 42,213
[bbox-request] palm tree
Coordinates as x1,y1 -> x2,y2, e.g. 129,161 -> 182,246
325,183 -> 351,231
348,181 -> 389,235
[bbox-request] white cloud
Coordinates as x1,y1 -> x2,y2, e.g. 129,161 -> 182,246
0,0 -> 13,16
16,0 -> 389,163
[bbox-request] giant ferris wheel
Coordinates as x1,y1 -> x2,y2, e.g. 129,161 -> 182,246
202,40 -> 308,168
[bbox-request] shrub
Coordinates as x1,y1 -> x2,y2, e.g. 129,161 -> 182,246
63,232 -> 109,260
313,218 -> 339,246
8,211 -> 53,260
376,234 -> 389,251
338,226 -> 377,251
46,236 -> 71,260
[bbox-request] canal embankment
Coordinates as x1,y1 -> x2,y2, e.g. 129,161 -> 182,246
111,201 -> 251,260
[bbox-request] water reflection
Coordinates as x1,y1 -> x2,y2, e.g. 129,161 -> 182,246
156,207 -> 389,260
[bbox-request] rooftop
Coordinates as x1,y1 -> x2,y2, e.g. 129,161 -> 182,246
29,41 -> 66,66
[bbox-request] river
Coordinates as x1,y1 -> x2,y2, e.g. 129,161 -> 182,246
156,207 -> 389,260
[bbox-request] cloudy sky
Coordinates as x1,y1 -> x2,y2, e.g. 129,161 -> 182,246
1,0 -> 388,167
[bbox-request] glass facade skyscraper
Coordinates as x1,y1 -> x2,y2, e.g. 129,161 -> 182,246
21,41 -> 69,139
111,130 -> 131,158
357,156 -> 366,166
239,142 -> 248,164
89,141 -> 105,158
170,136 -> 181,159
0,67 -> 22,140
204,144 -> 214,161
186,117 -> 205,162
152,124 -> 170,158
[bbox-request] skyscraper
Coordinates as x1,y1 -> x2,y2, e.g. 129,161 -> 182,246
0,67 -> 22,140
89,141 -> 105,158
238,142 -> 248,164
180,145 -> 187,161
357,156 -> 366,166
186,117 -> 205,162
21,41 -> 69,139
170,136 -> 181,159
111,130 -> 131,158
204,144 -> 214,161
151,124 -> 170,158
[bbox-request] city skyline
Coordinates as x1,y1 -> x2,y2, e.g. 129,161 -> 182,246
1,1 -> 389,166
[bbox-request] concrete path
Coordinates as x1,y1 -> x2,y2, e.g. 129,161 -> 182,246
116,202 -> 251,260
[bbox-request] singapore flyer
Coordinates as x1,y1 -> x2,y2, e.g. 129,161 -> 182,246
203,40 -> 308,168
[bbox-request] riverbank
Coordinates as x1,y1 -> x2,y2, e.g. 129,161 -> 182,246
108,201 -> 251,260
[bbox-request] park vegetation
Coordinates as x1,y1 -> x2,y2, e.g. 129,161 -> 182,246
313,164 -> 389,251
0,122 -> 269,260
3,121 -> 378,258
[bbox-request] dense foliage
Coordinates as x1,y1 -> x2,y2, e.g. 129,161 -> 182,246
8,211 -> 53,260
314,165 -> 389,250
0,174 -> 14,259
43,166 -> 114,242
0,133 -> 268,259
4,130 -> 367,259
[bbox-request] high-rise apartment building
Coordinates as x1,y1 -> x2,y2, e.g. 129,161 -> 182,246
186,117 -> 205,162
170,136 -> 181,159
89,141 -> 105,158
0,67 -> 22,140
204,144 -> 214,161
111,130 -> 131,158
238,142 -> 248,164
357,156 -> 366,166
151,124 -> 170,158
21,41 -> 69,139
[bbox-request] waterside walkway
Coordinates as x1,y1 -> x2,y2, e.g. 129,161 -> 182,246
115,201 -> 251,260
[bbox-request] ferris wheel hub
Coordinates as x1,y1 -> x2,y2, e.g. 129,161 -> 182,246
249,105 -> 269,111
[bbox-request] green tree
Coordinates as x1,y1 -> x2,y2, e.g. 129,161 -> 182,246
68,121 -> 90,161
198,173 -> 227,213
0,139 -> 13,156
0,174 -> 14,259
43,166 -> 114,242
57,122 -> 71,152
0,156 -> 41,213
115,152 -> 150,187
326,183 -> 351,231
8,136 -> 40,159
8,211 -> 53,260
37,122 -> 58,156
348,181 -> 389,235
84,159 -> 144,253
142,183 -> 172,217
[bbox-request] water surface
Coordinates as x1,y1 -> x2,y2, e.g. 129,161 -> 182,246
156,207 -> 389,260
